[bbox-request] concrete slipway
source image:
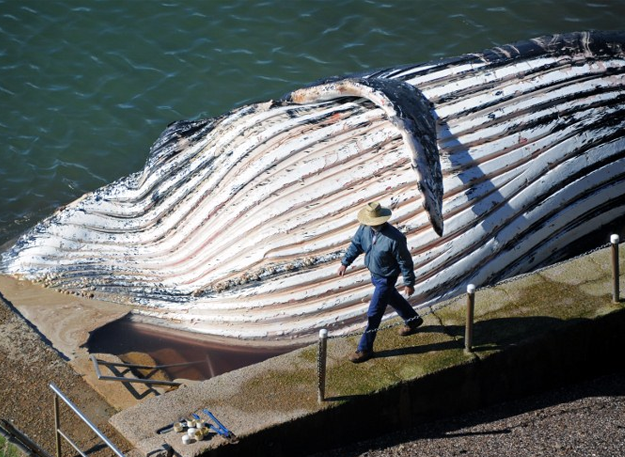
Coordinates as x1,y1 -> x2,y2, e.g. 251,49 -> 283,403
104,242 -> 625,457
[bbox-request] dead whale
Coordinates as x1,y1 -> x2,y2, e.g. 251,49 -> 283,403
2,31 -> 625,343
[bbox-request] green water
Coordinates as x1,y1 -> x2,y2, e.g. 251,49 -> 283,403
1,0 -> 624,244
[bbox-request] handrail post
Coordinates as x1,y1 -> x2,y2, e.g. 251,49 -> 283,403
465,284 -> 476,354
317,329 -> 328,403
53,393 -> 61,457
49,383 -> 126,457
612,234 -> 620,303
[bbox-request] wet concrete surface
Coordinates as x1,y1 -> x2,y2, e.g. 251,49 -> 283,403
87,317 -> 301,381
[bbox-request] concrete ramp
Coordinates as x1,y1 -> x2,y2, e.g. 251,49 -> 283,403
110,244 -> 625,457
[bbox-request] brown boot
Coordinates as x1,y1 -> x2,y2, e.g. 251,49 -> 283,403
399,316 -> 423,336
349,350 -> 373,363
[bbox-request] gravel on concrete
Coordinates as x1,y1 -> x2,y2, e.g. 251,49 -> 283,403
307,369 -> 625,457
0,292 -> 134,457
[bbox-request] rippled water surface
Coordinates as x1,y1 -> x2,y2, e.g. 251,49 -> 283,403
1,0 -> 624,244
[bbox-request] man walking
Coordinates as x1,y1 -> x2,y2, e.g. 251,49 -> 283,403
338,201 -> 423,363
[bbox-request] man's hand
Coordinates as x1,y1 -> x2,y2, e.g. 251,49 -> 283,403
404,285 -> 414,296
337,264 -> 347,277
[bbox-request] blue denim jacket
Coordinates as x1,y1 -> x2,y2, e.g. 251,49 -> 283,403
341,223 -> 415,286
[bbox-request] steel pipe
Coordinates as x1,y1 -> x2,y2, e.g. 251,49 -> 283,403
49,383 -> 126,457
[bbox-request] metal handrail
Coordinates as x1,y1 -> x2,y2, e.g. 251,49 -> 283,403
50,383 -> 126,457
90,355 -> 186,387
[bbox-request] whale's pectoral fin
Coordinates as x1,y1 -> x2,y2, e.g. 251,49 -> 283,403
285,77 -> 444,236
363,78 -> 444,237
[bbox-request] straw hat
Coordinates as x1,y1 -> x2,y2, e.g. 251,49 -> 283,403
357,202 -> 392,226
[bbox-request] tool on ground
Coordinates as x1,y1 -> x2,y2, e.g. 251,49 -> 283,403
156,410 -> 236,444
159,414 -> 207,443
202,409 -> 237,442
155,418 -> 187,435
189,413 -> 209,441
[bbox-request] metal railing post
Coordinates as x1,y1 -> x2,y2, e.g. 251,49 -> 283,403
317,329 -> 328,403
465,284 -> 476,354
612,234 -> 620,303
49,383 -> 126,457
53,393 -> 61,457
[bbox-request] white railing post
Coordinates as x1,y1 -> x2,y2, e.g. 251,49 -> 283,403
317,329 -> 328,403
465,284 -> 476,353
612,234 -> 620,303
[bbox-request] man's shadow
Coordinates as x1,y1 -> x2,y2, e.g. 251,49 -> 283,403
373,315 -> 582,359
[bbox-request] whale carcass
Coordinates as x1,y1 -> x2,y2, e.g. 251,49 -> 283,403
2,31 -> 625,343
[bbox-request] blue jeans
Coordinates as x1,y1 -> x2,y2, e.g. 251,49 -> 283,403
357,274 -> 419,352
